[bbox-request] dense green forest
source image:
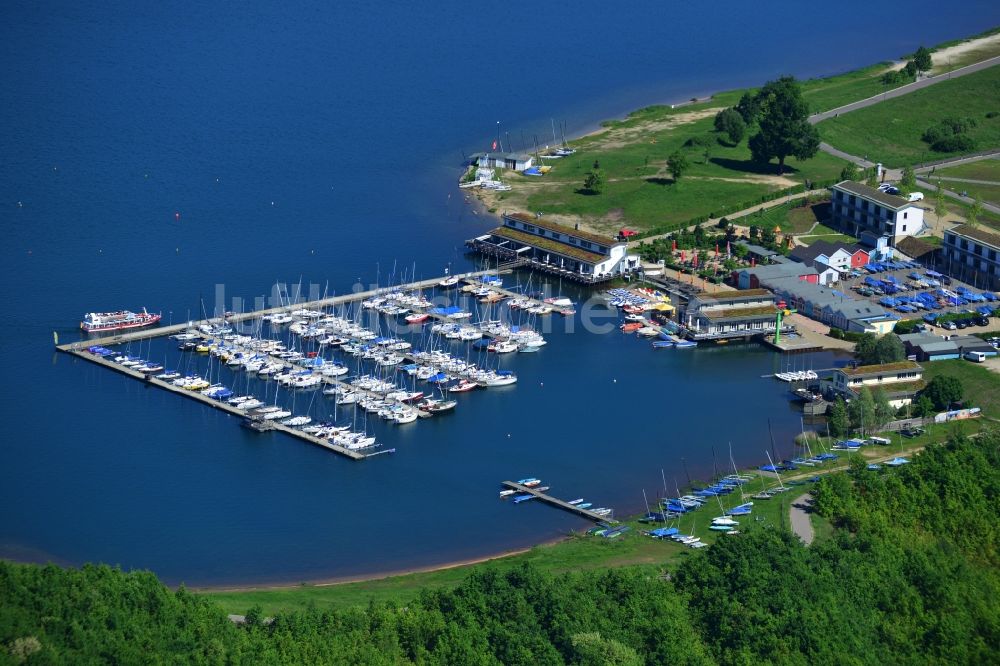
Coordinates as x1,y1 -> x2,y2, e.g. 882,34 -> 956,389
3,431 -> 998,664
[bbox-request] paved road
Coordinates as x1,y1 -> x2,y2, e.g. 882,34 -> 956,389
931,176 -> 1000,186
914,179 -> 1000,216
789,493 -> 815,545
915,151 -> 1000,174
808,56 -> 1000,125
818,142 -> 876,169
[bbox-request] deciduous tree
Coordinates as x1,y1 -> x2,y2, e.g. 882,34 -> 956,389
667,150 -> 689,182
922,375 -> 963,410
829,397 -> 850,437
913,46 -> 933,72
714,108 -> 746,145
748,77 -> 820,174
840,162 -> 860,181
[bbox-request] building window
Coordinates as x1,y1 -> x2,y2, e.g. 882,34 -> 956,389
580,241 -> 592,249
902,225 -> 907,232
551,233 -> 561,241
903,212 -> 908,220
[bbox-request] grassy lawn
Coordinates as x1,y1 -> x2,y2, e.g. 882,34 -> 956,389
482,104 -> 849,236
817,65 -> 1000,167
921,359 -> 1000,419
931,158 -> 1000,205
738,199 -> 832,236
801,63 -> 906,114
933,157 -> 1000,182
938,181 -> 1000,206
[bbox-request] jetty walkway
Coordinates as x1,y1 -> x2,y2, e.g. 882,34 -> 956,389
56,269 -> 505,461
501,481 -> 618,524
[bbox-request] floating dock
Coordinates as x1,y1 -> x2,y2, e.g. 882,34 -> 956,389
501,481 -> 618,524
56,269 -> 504,461
67,345 -> 369,460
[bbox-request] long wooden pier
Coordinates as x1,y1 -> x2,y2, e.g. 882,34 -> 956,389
501,481 -> 618,524
57,269 -> 499,352
66,346 -> 369,460
55,268 -> 529,461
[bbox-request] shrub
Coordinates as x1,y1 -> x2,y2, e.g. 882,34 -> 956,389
932,134 -> 977,153
683,135 -> 713,149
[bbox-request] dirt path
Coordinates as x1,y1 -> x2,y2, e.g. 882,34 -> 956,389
789,493 -> 815,545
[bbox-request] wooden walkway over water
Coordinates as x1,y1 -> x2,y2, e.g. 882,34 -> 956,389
501,481 -> 618,524
56,269 -> 500,352
65,346 -> 371,460
54,269 -> 516,460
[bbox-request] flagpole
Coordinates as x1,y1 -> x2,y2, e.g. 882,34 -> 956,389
497,121 -> 502,153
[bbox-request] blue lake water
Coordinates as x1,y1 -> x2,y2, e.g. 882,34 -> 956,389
2,2 -> 998,585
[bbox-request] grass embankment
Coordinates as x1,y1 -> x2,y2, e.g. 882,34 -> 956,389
800,63 -> 906,114
742,197 -> 854,245
929,26 -> 1000,73
817,64 -> 1000,167
922,359 -> 1000,419
933,157 -> 1000,205
481,97 -> 847,237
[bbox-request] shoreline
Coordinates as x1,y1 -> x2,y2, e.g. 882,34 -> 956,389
190,536 -> 568,593
461,30 -> 1000,237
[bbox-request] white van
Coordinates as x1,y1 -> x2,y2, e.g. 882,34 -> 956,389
907,192 -> 924,202
869,436 -> 891,446
964,351 -> 986,363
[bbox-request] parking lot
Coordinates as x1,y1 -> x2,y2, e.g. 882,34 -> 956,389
832,258 -> 1000,335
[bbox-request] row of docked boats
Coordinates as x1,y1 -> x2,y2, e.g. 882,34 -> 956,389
499,481 -> 614,518
773,369 -> 818,382
87,344 -> 382,451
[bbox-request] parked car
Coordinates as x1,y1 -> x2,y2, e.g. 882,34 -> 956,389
901,427 -> 926,438
943,321 -> 958,330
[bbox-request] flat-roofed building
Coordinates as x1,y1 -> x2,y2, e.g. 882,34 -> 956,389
829,360 -> 924,408
830,181 -> 925,244
471,152 -> 535,172
683,289 -> 785,340
466,212 -> 638,283
942,224 -> 1000,290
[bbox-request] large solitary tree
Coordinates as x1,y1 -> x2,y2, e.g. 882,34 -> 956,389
748,76 -> 820,174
